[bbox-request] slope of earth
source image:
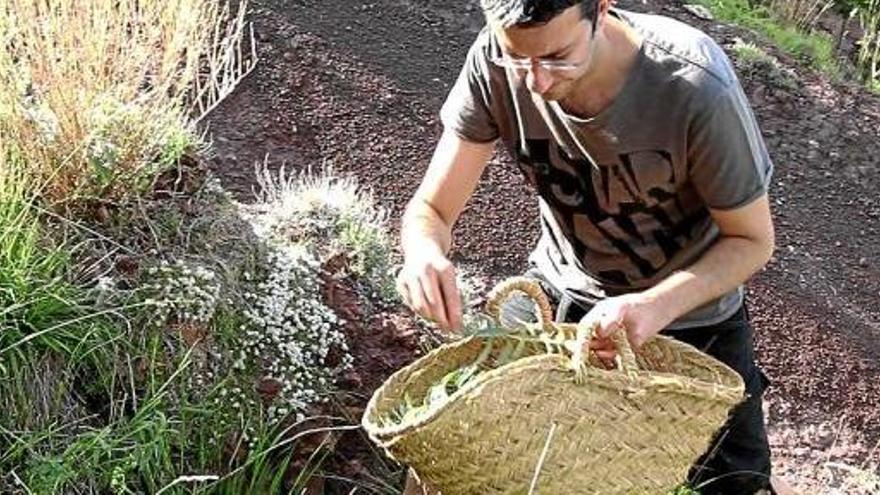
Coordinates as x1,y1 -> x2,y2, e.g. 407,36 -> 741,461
204,0 -> 880,491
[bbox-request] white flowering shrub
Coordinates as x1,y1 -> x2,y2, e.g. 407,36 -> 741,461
248,165 -> 397,302
94,169 -> 357,430
85,97 -> 198,194
142,259 -> 221,324
237,244 -> 351,423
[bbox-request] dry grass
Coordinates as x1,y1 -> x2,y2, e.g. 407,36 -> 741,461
767,0 -> 835,31
0,0 -> 255,203
857,0 -> 880,84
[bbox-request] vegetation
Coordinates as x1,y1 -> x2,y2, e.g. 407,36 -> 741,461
694,0 -> 880,89
0,0 -> 401,492
695,0 -> 842,76
731,38 -> 801,88
0,0 -> 254,204
854,0 -> 880,84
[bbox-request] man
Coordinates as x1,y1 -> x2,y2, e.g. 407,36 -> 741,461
396,0 -> 785,493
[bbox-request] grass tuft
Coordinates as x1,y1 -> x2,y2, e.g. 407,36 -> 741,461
693,0 -> 842,78
247,164 -> 399,304
0,0 -> 254,204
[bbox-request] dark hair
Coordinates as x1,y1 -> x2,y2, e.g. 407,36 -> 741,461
480,0 -> 600,29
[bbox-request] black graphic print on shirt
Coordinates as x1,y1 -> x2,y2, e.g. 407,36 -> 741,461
515,138 -> 708,286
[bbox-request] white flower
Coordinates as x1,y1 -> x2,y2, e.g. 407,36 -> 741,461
232,244 -> 351,424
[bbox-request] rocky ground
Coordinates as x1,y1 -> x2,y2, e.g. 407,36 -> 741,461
205,0 -> 880,492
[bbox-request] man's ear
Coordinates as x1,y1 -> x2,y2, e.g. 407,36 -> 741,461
593,0 -> 614,33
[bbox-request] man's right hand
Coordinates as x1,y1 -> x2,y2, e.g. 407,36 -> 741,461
396,128 -> 493,334
396,248 -> 463,333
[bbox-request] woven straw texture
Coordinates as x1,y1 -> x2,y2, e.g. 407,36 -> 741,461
362,278 -> 746,494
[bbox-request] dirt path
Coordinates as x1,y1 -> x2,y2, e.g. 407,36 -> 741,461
206,0 -> 880,490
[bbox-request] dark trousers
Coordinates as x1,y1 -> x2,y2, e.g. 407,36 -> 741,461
500,271 -> 774,494
664,306 -> 773,494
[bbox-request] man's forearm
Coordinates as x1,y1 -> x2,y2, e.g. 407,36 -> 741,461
401,198 -> 453,259
644,235 -> 774,326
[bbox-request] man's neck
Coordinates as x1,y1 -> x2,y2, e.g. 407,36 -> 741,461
559,16 -> 642,119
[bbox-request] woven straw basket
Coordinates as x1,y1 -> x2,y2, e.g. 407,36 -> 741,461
362,277 -> 746,494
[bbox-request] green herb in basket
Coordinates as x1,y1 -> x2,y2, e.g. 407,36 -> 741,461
379,315 -> 565,427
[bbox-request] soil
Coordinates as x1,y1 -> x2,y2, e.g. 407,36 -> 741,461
205,0 -> 880,492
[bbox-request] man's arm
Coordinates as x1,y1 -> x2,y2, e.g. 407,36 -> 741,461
645,193 -> 774,326
397,128 -> 494,332
588,193 -> 774,353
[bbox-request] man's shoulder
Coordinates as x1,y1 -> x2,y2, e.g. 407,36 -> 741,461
620,9 -> 737,98
467,26 -> 500,66
460,26 -> 505,82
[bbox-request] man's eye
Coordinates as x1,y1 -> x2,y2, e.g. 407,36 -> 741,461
550,49 -> 574,60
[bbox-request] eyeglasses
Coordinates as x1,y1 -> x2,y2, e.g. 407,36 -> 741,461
490,9 -> 598,74
490,37 -> 594,73
490,56 -> 583,72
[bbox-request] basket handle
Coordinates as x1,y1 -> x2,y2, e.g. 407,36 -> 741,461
572,321 -> 639,378
486,277 -> 639,377
485,277 -> 554,327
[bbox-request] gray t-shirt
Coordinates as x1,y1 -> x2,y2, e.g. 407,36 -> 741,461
440,9 -> 773,329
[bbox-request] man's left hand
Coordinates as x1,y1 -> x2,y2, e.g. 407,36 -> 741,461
580,292 -> 674,360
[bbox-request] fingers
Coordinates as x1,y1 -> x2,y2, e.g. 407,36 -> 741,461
580,301 -> 626,366
580,299 -> 626,339
395,256 -> 462,333
588,336 -> 617,360
408,279 -> 431,320
576,335 -> 616,370
438,265 -> 462,332
594,307 -> 625,339
421,271 -> 450,330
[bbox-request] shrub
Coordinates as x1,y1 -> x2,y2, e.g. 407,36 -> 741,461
0,0 -> 253,204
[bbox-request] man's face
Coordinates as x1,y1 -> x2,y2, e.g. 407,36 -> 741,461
492,5 -> 595,101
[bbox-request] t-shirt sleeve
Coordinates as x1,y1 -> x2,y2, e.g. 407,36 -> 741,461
439,32 -> 499,144
687,82 -> 773,210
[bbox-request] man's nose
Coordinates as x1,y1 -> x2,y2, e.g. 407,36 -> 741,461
526,62 -> 553,94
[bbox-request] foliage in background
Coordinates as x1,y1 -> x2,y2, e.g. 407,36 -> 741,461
0,162 -> 374,493
699,0 -> 880,89
695,0 -> 842,76
0,152 -> 118,436
0,0 -> 254,204
767,0 -> 836,32
855,0 -> 880,84
0,0 -> 368,492
731,38 -> 801,88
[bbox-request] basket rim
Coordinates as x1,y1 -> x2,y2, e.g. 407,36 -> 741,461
362,329 -> 745,441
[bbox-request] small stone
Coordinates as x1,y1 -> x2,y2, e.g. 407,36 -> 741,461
859,257 -> 869,267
